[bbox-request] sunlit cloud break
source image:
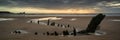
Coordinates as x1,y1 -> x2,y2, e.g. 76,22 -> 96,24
1,7 -> 97,14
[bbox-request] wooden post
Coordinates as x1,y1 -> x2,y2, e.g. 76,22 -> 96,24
37,20 -> 40,24
73,28 -> 77,36
47,19 -> 50,25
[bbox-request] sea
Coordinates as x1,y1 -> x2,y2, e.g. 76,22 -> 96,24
0,13 -> 120,17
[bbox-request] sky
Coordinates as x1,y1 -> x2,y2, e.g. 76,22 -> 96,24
0,0 -> 120,14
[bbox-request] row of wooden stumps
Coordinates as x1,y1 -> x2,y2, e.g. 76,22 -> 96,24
47,19 -> 70,28
13,30 -> 21,34
29,20 -> 40,24
33,19 -> 76,36
43,28 -> 77,36
29,19 -> 70,28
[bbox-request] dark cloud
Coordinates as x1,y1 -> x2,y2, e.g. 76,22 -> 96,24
0,0 -> 12,6
0,0 -> 119,9
0,0 -> 120,13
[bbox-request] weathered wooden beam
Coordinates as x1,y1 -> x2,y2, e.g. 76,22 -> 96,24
86,14 -> 106,33
78,14 -> 106,34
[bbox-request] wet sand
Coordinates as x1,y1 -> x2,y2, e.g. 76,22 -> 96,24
0,16 -> 120,40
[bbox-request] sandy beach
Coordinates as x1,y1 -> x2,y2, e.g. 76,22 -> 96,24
0,15 -> 120,40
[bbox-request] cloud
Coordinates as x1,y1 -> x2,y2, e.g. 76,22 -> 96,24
93,1 -> 120,13
0,0 -> 120,13
0,0 -> 119,8
0,0 -> 111,8
7,0 -> 18,6
97,1 -> 120,8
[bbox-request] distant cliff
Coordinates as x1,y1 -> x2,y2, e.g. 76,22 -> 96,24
0,11 -> 13,14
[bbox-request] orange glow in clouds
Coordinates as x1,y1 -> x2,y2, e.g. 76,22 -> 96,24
9,7 -> 97,14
